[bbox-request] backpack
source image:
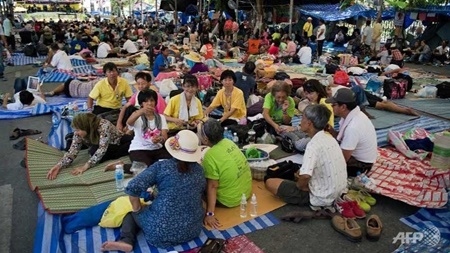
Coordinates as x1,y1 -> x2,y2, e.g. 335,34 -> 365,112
436,81 -> 450,98
383,79 -> 407,99
23,43 -> 37,57
36,43 -> 49,56
325,63 -> 339,74
281,135 -> 296,153
394,73 -> 413,91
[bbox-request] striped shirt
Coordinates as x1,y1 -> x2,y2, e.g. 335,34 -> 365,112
299,130 -> 348,206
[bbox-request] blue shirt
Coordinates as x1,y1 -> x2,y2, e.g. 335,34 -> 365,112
125,158 -> 205,248
70,40 -> 88,55
153,54 -> 169,78
234,71 -> 256,104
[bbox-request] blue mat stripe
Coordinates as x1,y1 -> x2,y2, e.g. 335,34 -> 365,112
10,53 -> 47,66
34,202 -> 279,253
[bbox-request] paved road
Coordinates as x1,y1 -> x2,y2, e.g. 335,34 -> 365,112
1,63 -> 448,253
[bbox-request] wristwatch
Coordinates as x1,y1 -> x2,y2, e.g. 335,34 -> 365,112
206,212 -> 215,216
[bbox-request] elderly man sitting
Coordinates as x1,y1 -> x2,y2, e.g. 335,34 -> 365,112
265,104 -> 348,210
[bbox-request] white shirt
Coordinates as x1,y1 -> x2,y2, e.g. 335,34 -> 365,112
97,42 -> 112,58
7,92 -> 46,110
297,46 -> 312,64
3,18 -> 12,36
122,39 -> 138,54
435,45 -> 450,55
362,26 -> 373,46
339,106 -> 378,163
128,115 -> 168,152
317,24 -> 326,41
51,50 -> 73,71
299,131 -> 348,206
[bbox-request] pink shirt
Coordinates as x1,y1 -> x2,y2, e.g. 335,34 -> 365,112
287,41 -> 297,56
128,91 -> 167,114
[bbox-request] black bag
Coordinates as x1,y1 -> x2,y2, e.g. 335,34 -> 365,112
23,43 -> 37,57
227,124 -> 250,144
202,88 -> 218,107
383,79 -> 407,99
281,135 -> 296,153
248,119 -> 266,139
36,43 -> 49,56
199,238 -> 226,253
264,160 -> 301,182
394,73 -> 413,91
436,81 -> 450,98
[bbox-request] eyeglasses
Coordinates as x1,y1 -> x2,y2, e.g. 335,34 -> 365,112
331,103 -> 339,107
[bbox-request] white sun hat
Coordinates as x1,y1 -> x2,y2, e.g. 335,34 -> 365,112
165,130 -> 202,162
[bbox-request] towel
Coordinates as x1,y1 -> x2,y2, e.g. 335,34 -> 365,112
337,106 -> 360,142
179,93 -> 200,121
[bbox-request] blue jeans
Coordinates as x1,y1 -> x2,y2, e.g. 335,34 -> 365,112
14,78 -> 27,94
0,43 -> 4,76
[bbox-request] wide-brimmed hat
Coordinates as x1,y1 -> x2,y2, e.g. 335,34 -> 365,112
165,130 -> 202,162
184,52 -> 202,63
325,88 -> 355,104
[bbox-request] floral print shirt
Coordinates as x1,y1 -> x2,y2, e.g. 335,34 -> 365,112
57,119 -> 124,169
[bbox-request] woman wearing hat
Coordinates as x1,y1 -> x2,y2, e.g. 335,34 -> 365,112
184,51 -> 209,74
101,130 -> 205,252
199,119 -> 252,229
46,113 -> 133,180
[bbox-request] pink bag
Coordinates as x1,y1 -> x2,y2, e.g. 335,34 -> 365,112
196,74 -> 213,90
334,70 -> 350,86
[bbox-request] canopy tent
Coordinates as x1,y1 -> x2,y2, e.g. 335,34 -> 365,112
296,3 -> 395,22
159,0 -> 198,12
408,4 -> 450,17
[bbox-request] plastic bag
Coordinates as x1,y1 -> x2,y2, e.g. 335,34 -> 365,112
416,86 -> 437,98
334,70 -> 350,86
99,197 -> 146,228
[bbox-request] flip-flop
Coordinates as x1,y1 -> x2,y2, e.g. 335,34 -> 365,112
13,138 -> 26,150
9,128 -> 42,140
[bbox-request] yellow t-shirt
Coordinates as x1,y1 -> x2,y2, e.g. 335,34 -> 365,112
373,23 -> 382,42
164,93 -> 204,130
209,88 -> 247,120
303,22 -> 313,37
319,98 -> 334,128
89,77 -> 133,109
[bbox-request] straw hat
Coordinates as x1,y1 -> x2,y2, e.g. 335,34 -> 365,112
165,130 -> 202,162
184,52 -> 202,63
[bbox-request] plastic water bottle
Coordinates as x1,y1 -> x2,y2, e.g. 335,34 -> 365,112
115,164 -> 124,191
247,129 -> 256,144
250,194 -> 258,217
82,102 -> 88,111
356,171 -> 370,184
223,127 -> 229,139
240,193 -> 247,218
232,132 -> 239,144
67,102 -> 73,116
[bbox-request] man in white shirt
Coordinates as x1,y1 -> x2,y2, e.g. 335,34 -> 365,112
122,38 -> 138,55
2,90 -> 46,110
296,40 -> 312,64
316,19 -> 326,56
45,43 -> 73,71
362,19 -> 373,47
326,89 -> 378,177
265,104 -> 348,208
432,40 -> 449,65
3,14 -> 14,51
97,38 -> 114,58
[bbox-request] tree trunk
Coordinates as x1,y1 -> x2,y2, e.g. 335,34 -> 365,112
253,0 -> 264,36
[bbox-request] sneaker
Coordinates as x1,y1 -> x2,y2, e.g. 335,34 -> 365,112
345,193 -> 371,213
344,196 -> 366,219
310,205 -> 336,213
334,197 -> 356,219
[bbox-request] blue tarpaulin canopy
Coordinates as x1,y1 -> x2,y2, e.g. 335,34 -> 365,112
296,4 -> 395,21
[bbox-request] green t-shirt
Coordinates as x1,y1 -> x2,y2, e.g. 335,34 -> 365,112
279,42 -> 287,52
263,93 -> 295,124
202,139 -> 252,207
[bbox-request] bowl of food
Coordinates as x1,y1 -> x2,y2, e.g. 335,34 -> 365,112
241,147 -> 269,162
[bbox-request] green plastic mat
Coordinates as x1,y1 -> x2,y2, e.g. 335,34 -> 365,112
26,138 -> 130,213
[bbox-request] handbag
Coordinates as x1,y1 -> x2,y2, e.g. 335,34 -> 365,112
198,238 -> 226,253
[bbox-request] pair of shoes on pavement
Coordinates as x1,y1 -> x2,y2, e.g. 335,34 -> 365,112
331,214 -> 382,242
335,196 -> 366,219
345,190 -> 376,212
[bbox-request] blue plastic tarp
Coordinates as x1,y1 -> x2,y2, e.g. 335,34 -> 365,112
297,4 -> 395,21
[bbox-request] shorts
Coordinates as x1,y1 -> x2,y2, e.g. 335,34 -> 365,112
365,91 -> 383,107
371,41 -> 381,52
277,180 -> 310,205
63,78 -> 74,97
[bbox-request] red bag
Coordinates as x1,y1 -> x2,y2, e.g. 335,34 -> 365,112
196,74 -> 213,90
334,71 -> 350,86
